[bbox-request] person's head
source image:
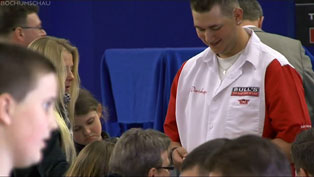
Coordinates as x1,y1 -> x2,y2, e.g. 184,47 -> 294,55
66,140 -> 115,177
238,0 -> 264,28
28,36 -> 80,123
291,128 -> 314,177
181,138 -> 230,176
0,0 -> 46,46
144,129 -> 172,150
206,135 -> 291,176
190,0 -> 248,58
0,43 -> 57,173
73,88 -> 107,146
109,128 -> 171,177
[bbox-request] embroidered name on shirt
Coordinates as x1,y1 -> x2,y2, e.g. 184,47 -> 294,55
231,87 -> 259,97
190,86 -> 207,95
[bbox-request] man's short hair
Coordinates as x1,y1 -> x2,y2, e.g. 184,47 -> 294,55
181,138 -> 229,175
144,129 -> 171,148
0,0 -> 39,36
291,128 -> 314,176
238,0 -> 263,21
0,42 -> 56,102
108,128 -> 171,177
190,0 -> 239,17
206,135 -> 291,176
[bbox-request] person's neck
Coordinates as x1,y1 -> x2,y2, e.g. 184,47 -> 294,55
239,27 -> 250,46
0,141 -> 13,176
0,34 -> 27,47
219,28 -> 250,58
241,20 -> 259,28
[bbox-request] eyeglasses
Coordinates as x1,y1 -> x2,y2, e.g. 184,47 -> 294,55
12,26 -> 44,31
156,166 -> 174,170
20,26 -> 44,30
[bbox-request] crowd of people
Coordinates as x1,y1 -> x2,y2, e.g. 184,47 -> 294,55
0,0 -> 314,176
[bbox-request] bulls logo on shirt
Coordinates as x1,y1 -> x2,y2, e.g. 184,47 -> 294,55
238,99 -> 250,104
231,87 -> 260,97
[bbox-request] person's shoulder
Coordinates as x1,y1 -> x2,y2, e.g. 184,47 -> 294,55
185,47 -> 211,66
257,39 -> 291,67
256,30 -> 301,47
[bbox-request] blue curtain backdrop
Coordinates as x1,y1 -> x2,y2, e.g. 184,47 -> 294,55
37,0 -> 303,102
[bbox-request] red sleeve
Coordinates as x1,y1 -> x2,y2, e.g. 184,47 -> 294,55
164,63 -> 186,143
263,60 -> 312,143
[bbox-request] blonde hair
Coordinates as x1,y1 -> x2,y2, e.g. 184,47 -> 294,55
28,36 -> 80,124
55,111 -> 76,163
28,36 -> 80,164
66,140 -> 115,177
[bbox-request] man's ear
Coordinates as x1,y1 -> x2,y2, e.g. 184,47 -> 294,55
0,93 -> 15,126
96,103 -> 103,118
258,16 -> 264,29
12,27 -> 25,43
148,167 -> 158,177
233,7 -> 243,25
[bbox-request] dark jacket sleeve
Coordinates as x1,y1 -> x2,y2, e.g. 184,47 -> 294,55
300,46 -> 314,124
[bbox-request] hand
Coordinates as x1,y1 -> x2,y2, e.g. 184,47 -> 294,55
171,146 -> 188,170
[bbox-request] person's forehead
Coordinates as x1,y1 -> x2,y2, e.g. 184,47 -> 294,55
75,111 -> 98,122
181,166 -> 200,176
62,51 -> 74,65
26,13 -> 41,25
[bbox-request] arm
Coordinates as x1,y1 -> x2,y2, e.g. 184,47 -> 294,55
300,46 -> 314,122
164,64 -> 187,169
263,60 -> 312,161
164,63 -> 186,143
303,46 -> 314,71
271,138 -> 291,161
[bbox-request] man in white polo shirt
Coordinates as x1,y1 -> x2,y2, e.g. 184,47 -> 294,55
164,0 -> 312,169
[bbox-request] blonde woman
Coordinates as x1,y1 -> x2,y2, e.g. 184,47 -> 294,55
28,36 -> 80,164
66,140 -> 115,177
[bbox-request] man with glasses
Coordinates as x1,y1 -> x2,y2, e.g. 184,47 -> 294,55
108,128 -> 173,177
0,0 -> 46,46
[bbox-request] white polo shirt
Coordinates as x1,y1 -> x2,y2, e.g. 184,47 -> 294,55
164,29 -> 311,152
